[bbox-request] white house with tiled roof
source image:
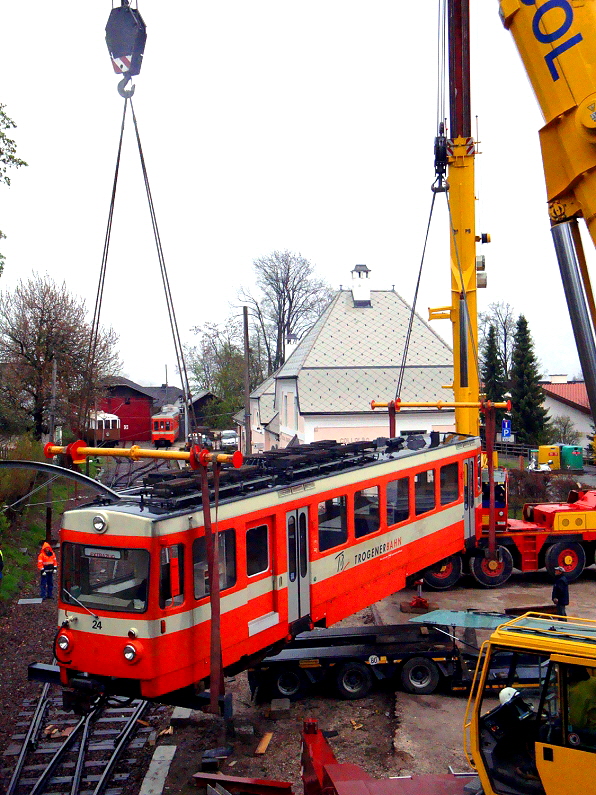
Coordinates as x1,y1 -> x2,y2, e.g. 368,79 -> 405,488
239,267 -> 456,451
541,376 -> 593,439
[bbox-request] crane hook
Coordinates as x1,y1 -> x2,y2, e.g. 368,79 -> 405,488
117,75 -> 136,98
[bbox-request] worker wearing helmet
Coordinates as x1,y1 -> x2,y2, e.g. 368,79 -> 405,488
37,542 -> 57,600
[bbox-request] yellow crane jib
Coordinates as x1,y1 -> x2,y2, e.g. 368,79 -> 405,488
43,441 -> 244,470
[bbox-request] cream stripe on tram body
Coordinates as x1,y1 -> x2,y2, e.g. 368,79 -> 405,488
55,435 -> 481,701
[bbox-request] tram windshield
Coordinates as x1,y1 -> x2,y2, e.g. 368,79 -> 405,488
61,543 -> 149,613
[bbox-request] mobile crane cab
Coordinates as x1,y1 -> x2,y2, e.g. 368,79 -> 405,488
465,613 -> 596,795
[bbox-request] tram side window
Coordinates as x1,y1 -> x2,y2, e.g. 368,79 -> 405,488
97,420 -> 104,430
318,496 -> 348,552
354,487 -> 380,538
193,529 -> 236,599
153,421 -> 158,431
414,470 -> 435,515
166,421 -> 171,431
247,524 -> 269,576
387,477 -> 409,525
160,544 -> 184,608
440,463 -> 459,505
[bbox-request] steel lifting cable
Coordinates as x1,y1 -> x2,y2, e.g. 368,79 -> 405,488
80,100 -> 129,434
394,0 -> 447,401
129,98 -> 198,434
395,193 -> 438,400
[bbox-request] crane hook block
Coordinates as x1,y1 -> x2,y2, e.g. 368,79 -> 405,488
105,3 -> 147,81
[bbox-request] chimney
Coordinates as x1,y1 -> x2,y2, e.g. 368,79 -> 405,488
549,374 -> 568,384
351,264 -> 371,307
286,332 -> 299,357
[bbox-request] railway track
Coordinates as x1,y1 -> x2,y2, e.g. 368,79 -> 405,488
2,686 -> 160,795
101,454 -> 182,491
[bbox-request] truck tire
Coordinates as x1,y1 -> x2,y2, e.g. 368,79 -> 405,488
422,555 -> 462,590
545,541 -> 585,582
470,546 -> 513,588
400,657 -> 440,694
335,661 -> 373,700
270,666 -> 309,700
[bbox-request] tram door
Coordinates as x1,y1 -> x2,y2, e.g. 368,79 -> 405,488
463,459 -> 476,540
286,508 -> 310,623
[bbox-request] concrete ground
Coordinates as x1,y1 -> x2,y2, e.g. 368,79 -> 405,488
374,568 -> 596,776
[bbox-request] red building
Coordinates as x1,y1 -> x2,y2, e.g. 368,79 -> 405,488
100,377 -> 155,443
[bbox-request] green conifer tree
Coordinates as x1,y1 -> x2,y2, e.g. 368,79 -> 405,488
510,315 -> 550,445
481,324 -> 508,434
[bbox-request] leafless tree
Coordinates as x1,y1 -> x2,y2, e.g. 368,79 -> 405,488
549,415 -> 582,446
479,301 -> 516,378
239,250 -> 332,375
0,103 -> 27,270
0,273 -> 120,439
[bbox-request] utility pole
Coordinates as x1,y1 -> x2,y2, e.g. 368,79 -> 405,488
45,358 -> 57,544
243,306 -> 252,456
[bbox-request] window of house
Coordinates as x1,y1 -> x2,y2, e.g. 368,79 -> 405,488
294,396 -> 299,430
283,394 -> 288,426
387,477 -> 410,525
354,487 -> 380,537
159,544 -> 184,608
415,470 -> 435,515
247,524 -> 269,576
318,496 -> 348,551
440,462 -> 459,505
193,529 -> 236,599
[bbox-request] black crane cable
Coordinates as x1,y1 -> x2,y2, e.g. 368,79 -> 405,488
394,191 -> 438,400
80,100 -> 129,435
129,98 -> 199,436
395,0 -> 480,402
80,94 -> 199,443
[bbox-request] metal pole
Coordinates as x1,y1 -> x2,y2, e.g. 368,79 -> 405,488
243,306 -> 252,456
551,220 -> 596,427
45,359 -> 57,544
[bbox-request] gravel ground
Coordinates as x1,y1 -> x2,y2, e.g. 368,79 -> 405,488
3,569 -> 596,793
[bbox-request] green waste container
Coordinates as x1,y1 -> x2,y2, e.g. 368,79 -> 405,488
560,445 -> 584,471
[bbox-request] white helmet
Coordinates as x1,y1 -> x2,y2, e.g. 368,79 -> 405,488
499,687 -> 519,705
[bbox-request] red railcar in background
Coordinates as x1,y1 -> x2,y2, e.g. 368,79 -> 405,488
151,405 -> 180,449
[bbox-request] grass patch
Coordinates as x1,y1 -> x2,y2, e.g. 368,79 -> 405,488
0,472 -> 82,602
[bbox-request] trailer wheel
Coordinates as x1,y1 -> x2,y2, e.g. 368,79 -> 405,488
545,542 -> 585,582
470,546 -> 513,588
422,555 -> 462,590
400,657 -> 440,694
335,662 -> 373,700
270,667 -> 309,700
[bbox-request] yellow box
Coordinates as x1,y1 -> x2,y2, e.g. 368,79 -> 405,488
538,445 -> 560,468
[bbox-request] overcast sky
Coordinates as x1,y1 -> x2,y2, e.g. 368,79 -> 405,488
0,1 -> 586,387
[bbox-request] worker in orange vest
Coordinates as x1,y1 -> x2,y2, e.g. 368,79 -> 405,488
37,542 -> 57,600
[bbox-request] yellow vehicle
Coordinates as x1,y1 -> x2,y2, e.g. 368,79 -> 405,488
464,613 -> 596,795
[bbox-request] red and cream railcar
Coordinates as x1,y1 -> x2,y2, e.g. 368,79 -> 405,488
151,405 -> 180,448
54,434 -> 481,703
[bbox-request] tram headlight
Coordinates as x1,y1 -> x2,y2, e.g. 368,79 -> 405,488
123,642 -> 143,664
123,644 -> 136,661
57,634 -> 70,651
92,514 -> 108,533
